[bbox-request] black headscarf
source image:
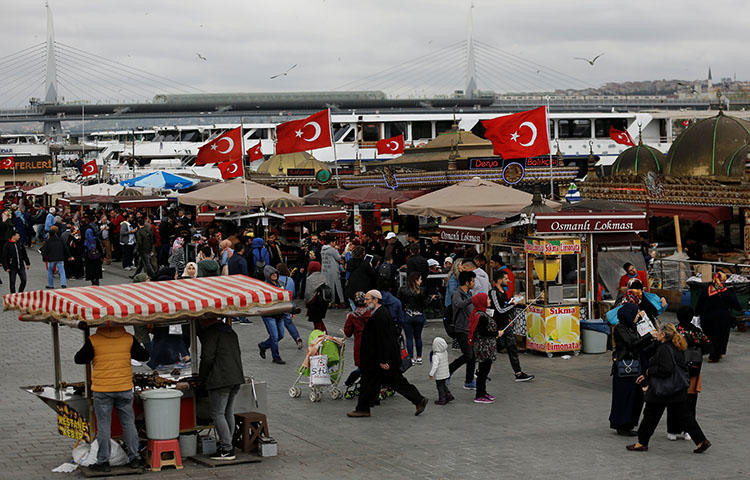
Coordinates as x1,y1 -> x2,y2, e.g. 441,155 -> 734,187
617,302 -> 639,329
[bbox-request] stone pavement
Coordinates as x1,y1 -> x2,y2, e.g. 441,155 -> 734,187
1,250 -> 749,480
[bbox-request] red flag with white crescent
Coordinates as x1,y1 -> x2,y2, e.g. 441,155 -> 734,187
217,157 -> 243,180
481,106 -> 550,158
247,141 -> 264,161
609,126 -> 635,146
82,159 -> 98,177
196,126 -> 243,165
376,134 -> 404,155
275,110 -> 331,155
0,156 -> 14,170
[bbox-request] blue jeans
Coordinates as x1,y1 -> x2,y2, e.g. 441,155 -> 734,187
208,385 -> 240,450
402,313 -> 426,358
260,316 -> 285,360
47,261 -> 67,288
93,390 -> 140,464
282,314 -> 301,341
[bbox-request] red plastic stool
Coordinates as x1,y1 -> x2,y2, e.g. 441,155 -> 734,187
146,438 -> 183,472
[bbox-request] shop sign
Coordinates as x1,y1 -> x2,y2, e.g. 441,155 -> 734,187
469,157 -> 503,169
287,168 -> 315,176
56,403 -> 92,442
526,305 -> 581,353
524,238 -> 581,255
535,214 -> 647,234
439,227 -> 483,245
1,157 -> 53,173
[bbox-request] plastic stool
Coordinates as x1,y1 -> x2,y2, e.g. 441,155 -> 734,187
232,412 -> 269,453
146,438 -> 183,471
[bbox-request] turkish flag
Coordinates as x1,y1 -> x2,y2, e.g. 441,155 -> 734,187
275,110 -> 331,155
376,134 -> 404,155
82,159 -> 98,177
481,106 -> 550,158
217,157 -> 243,180
0,156 -> 14,170
196,126 -> 243,165
247,142 -> 264,161
609,126 -> 635,146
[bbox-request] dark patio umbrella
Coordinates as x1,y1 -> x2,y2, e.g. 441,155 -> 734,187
304,188 -> 345,205
335,186 -> 411,205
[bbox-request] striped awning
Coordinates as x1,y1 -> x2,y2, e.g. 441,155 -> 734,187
3,275 -> 292,327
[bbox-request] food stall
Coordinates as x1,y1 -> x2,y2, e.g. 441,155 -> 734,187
3,275 -> 292,453
523,236 -> 583,357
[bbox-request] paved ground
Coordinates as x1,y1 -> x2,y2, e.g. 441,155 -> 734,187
1,250 -> 749,480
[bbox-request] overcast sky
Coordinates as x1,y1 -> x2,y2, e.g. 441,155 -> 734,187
1,0 -> 747,105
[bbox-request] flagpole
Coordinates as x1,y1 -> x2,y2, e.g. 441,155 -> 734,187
81,104 -> 85,215
239,119 -> 248,206
545,97 -> 554,199
328,109 -> 340,188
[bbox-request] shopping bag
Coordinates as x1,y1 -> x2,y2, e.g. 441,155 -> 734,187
643,291 -> 667,315
605,304 -> 622,325
309,355 -> 331,386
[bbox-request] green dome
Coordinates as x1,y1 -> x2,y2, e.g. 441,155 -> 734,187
612,143 -> 665,175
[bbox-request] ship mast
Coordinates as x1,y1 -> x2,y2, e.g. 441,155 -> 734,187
465,1 -> 478,99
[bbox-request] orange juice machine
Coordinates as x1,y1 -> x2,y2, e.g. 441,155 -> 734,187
523,236 -> 584,357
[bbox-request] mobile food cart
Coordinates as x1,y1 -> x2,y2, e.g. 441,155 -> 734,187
3,275 -> 292,452
524,236 -> 583,357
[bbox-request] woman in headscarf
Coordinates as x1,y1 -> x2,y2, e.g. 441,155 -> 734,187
304,261 -> 328,332
609,303 -> 655,436
83,226 -> 103,286
468,292 -> 496,404
622,279 -> 660,321
168,236 -> 186,277
181,261 -> 198,279
695,271 -> 740,363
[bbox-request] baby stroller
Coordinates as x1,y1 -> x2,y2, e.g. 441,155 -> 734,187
289,330 -> 346,402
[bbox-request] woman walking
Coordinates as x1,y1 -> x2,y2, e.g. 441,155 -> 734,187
304,261 -> 329,332
609,303 -> 655,436
398,272 -> 429,365
168,236 -> 186,277
83,226 -> 103,286
468,292 -> 497,404
696,272 -> 740,363
626,323 -> 711,453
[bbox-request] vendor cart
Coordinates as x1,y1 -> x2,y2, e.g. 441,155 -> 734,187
524,236 -> 583,357
3,275 -> 293,447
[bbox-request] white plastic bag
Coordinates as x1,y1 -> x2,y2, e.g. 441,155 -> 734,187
309,355 -> 331,386
691,316 -> 702,329
72,439 -> 128,466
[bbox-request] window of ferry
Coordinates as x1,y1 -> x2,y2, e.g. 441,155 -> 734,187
181,131 -> 198,142
361,123 -> 380,142
333,124 -> 353,142
385,122 -> 407,140
549,120 -> 556,139
558,119 -> 591,138
412,121 -> 431,140
247,129 -> 264,139
435,121 -> 454,135
594,118 -> 627,138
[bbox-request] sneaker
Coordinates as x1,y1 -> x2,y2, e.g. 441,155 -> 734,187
415,357 -> 423,365
473,396 -> 494,404
127,457 -> 145,469
45,285 -> 54,289
485,393 -> 496,401
89,462 -> 111,472
296,338 -> 304,349
258,343 -> 267,359
210,448 -> 236,460
272,358 -> 286,365
668,432 -> 691,441
463,381 -> 476,390
515,372 -> 534,382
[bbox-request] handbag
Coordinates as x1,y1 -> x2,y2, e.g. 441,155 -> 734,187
398,334 -> 412,373
616,358 -> 641,378
684,346 -> 703,377
650,348 -> 690,397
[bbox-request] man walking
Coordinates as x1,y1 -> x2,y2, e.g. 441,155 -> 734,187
133,217 -> 156,278
41,225 -> 72,289
2,230 -> 30,292
74,325 -> 149,472
448,270 -> 477,390
348,289 -> 428,418
198,318 -> 245,460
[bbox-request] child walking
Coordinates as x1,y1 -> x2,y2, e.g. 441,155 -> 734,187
429,337 -> 454,405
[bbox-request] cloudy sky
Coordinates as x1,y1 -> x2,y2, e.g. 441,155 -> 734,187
1,0 -> 747,106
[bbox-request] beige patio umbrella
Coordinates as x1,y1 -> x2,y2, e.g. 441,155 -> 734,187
178,178 -> 302,207
397,176 -> 558,217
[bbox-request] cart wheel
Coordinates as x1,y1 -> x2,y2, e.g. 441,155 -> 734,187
314,391 -> 322,402
546,352 -> 554,358
309,390 -> 318,402
330,387 -> 342,400
289,386 -> 302,398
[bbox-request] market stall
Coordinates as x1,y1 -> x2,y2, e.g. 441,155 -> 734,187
3,275 -> 292,455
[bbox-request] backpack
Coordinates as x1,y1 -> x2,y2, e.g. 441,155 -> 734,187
377,262 -> 393,286
316,283 -> 333,304
252,247 -> 267,279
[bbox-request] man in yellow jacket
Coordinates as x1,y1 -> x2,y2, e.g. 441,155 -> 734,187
75,325 -> 149,473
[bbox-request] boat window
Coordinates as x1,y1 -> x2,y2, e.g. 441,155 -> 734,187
412,121 -> 431,140
361,123 -> 380,142
163,133 -> 177,141
181,131 -> 197,142
594,118 -> 627,138
558,119 -> 591,139
334,124 -> 353,142
549,120 -> 556,139
384,122 -> 407,139
435,121 -> 454,135
247,128 -> 263,139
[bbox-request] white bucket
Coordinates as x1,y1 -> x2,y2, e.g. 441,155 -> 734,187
140,388 -> 183,440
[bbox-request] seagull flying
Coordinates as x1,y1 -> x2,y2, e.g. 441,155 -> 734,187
574,53 -> 604,66
196,53 -> 207,61
270,64 -> 297,79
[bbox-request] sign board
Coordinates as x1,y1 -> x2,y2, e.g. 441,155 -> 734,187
526,304 -> 581,353
469,157 -> 556,170
287,168 -> 315,176
535,213 -> 648,234
56,402 -> 92,442
439,227 -> 483,245
524,238 -> 581,255
0,156 -> 53,173
316,169 -> 331,184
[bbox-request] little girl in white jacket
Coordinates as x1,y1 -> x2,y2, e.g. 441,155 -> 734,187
429,337 -> 454,405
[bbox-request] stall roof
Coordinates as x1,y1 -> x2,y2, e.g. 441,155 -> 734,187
635,203 -> 731,226
272,205 -> 348,223
57,195 -> 169,208
440,215 -> 506,231
178,178 -> 302,207
3,275 -> 292,326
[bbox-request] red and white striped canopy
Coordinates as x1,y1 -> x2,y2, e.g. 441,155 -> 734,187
3,275 -> 292,326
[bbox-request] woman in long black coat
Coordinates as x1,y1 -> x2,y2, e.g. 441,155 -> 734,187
696,272 -> 741,362
609,303 -> 655,436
